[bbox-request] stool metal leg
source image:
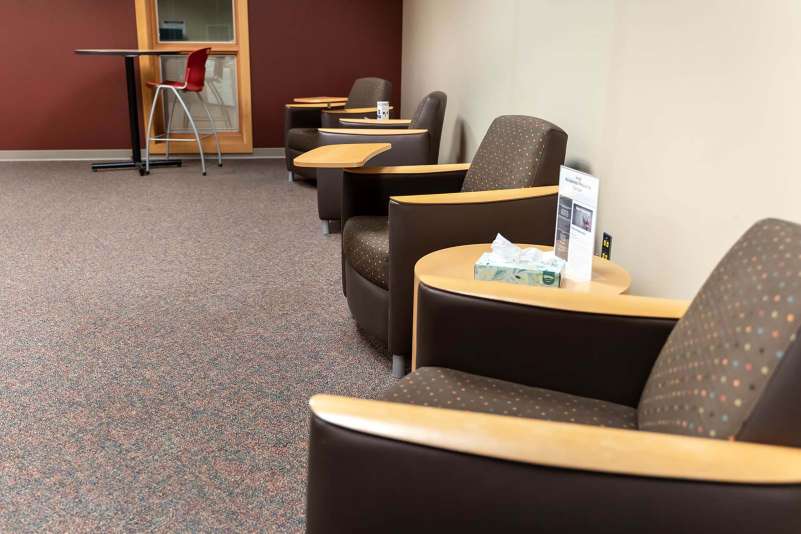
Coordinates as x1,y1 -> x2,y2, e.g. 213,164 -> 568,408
165,94 -> 178,160
144,86 -> 163,175
170,87 -> 206,175
195,91 -> 222,167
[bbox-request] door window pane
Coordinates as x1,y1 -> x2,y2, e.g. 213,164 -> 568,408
161,55 -> 239,132
157,0 -> 234,43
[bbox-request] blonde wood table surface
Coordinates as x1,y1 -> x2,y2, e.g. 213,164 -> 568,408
286,102 -> 346,109
292,143 -> 391,169
293,96 -> 348,104
415,243 -> 630,296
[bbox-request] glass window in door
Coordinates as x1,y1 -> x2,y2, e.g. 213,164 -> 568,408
157,0 -> 235,43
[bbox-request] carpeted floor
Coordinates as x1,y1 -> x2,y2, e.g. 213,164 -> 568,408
0,160 -> 394,532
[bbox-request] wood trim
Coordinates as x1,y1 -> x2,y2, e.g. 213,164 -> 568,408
349,163 -> 471,175
310,395 -> 801,485
135,0 -> 253,154
293,143 -> 391,169
323,106 -> 394,115
318,128 -> 427,136
339,118 -> 412,126
235,0 -> 253,152
391,186 -> 559,205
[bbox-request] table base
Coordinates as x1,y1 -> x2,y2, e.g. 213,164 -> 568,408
91,159 -> 182,176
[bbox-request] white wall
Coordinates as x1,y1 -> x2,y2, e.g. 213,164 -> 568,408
402,0 -> 801,298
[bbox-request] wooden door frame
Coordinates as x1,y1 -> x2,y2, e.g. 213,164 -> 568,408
134,0 -> 253,154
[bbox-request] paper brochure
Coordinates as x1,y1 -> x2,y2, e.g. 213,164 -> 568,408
554,166 -> 599,283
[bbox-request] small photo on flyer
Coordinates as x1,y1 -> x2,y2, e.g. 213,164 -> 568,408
571,204 -> 593,232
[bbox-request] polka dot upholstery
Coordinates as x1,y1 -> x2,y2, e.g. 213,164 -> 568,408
639,219 -> 801,441
461,115 -> 567,192
343,216 -> 390,289
383,367 -> 637,429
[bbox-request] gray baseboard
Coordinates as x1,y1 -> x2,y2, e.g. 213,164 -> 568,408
0,147 -> 284,162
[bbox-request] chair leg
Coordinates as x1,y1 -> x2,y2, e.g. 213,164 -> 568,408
144,86 -> 162,175
392,355 -> 407,378
195,91 -> 222,167
207,81 -> 233,130
165,94 -> 178,160
170,87 -> 206,175
288,171 -> 294,183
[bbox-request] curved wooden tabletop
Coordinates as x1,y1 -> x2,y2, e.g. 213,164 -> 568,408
293,96 -> 348,104
416,244 -> 631,296
286,102 -> 346,109
293,143 -> 391,169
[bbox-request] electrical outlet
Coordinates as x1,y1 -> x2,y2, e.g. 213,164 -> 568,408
601,232 -> 612,260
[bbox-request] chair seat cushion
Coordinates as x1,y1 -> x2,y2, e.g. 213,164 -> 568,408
343,216 -> 389,289
383,367 -> 637,429
287,127 -> 320,152
145,80 -> 186,89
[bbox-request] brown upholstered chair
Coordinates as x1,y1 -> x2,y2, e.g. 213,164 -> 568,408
307,218 -> 801,533
341,115 -> 568,376
310,91 -> 448,234
284,77 -> 392,181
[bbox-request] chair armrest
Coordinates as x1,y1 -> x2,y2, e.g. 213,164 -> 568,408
413,280 -> 683,406
386,187 -> 559,357
339,118 -> 411,129
321,106 -> 394,127
310,394 -> 801,484
319,128 -> 427,136
308,398 -> 801,533
342,165 -> 469,221
349,163 -> 471,175
392,185 -> 557,205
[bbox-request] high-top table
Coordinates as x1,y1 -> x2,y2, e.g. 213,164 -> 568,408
74,49 -> 186,176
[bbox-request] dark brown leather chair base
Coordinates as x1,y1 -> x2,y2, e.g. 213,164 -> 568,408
344,261 -> 389,344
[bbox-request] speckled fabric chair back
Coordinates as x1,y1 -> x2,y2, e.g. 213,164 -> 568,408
460,115 -> 567,192
346,78 -> 392,108
638,219 -> 801,447
409,91 -> 447,164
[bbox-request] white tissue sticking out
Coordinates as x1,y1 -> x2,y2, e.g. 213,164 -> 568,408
490,233 -> 563,267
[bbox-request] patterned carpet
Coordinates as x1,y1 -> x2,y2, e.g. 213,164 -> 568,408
0,160 -> 394,532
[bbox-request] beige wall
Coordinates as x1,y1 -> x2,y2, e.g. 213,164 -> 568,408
402,0 -> 801,298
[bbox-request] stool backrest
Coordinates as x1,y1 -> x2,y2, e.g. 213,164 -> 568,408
183,48 -> 211,92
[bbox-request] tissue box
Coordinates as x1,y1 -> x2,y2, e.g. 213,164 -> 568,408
474,252 -> 563,287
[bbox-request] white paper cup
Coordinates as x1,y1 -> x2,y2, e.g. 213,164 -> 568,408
377,101 -> 390,120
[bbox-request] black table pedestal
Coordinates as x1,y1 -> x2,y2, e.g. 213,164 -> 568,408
90,55 -> 182,176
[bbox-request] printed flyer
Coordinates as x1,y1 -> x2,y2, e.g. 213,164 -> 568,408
554,166 -> 600,282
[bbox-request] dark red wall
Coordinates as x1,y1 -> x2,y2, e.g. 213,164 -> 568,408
0,0 -> 403,150
250,0 -> 403,147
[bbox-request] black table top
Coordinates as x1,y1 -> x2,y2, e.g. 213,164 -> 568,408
74,49 -> 184,57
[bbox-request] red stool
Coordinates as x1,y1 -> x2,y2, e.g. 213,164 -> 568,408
144,48 -> 222,175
